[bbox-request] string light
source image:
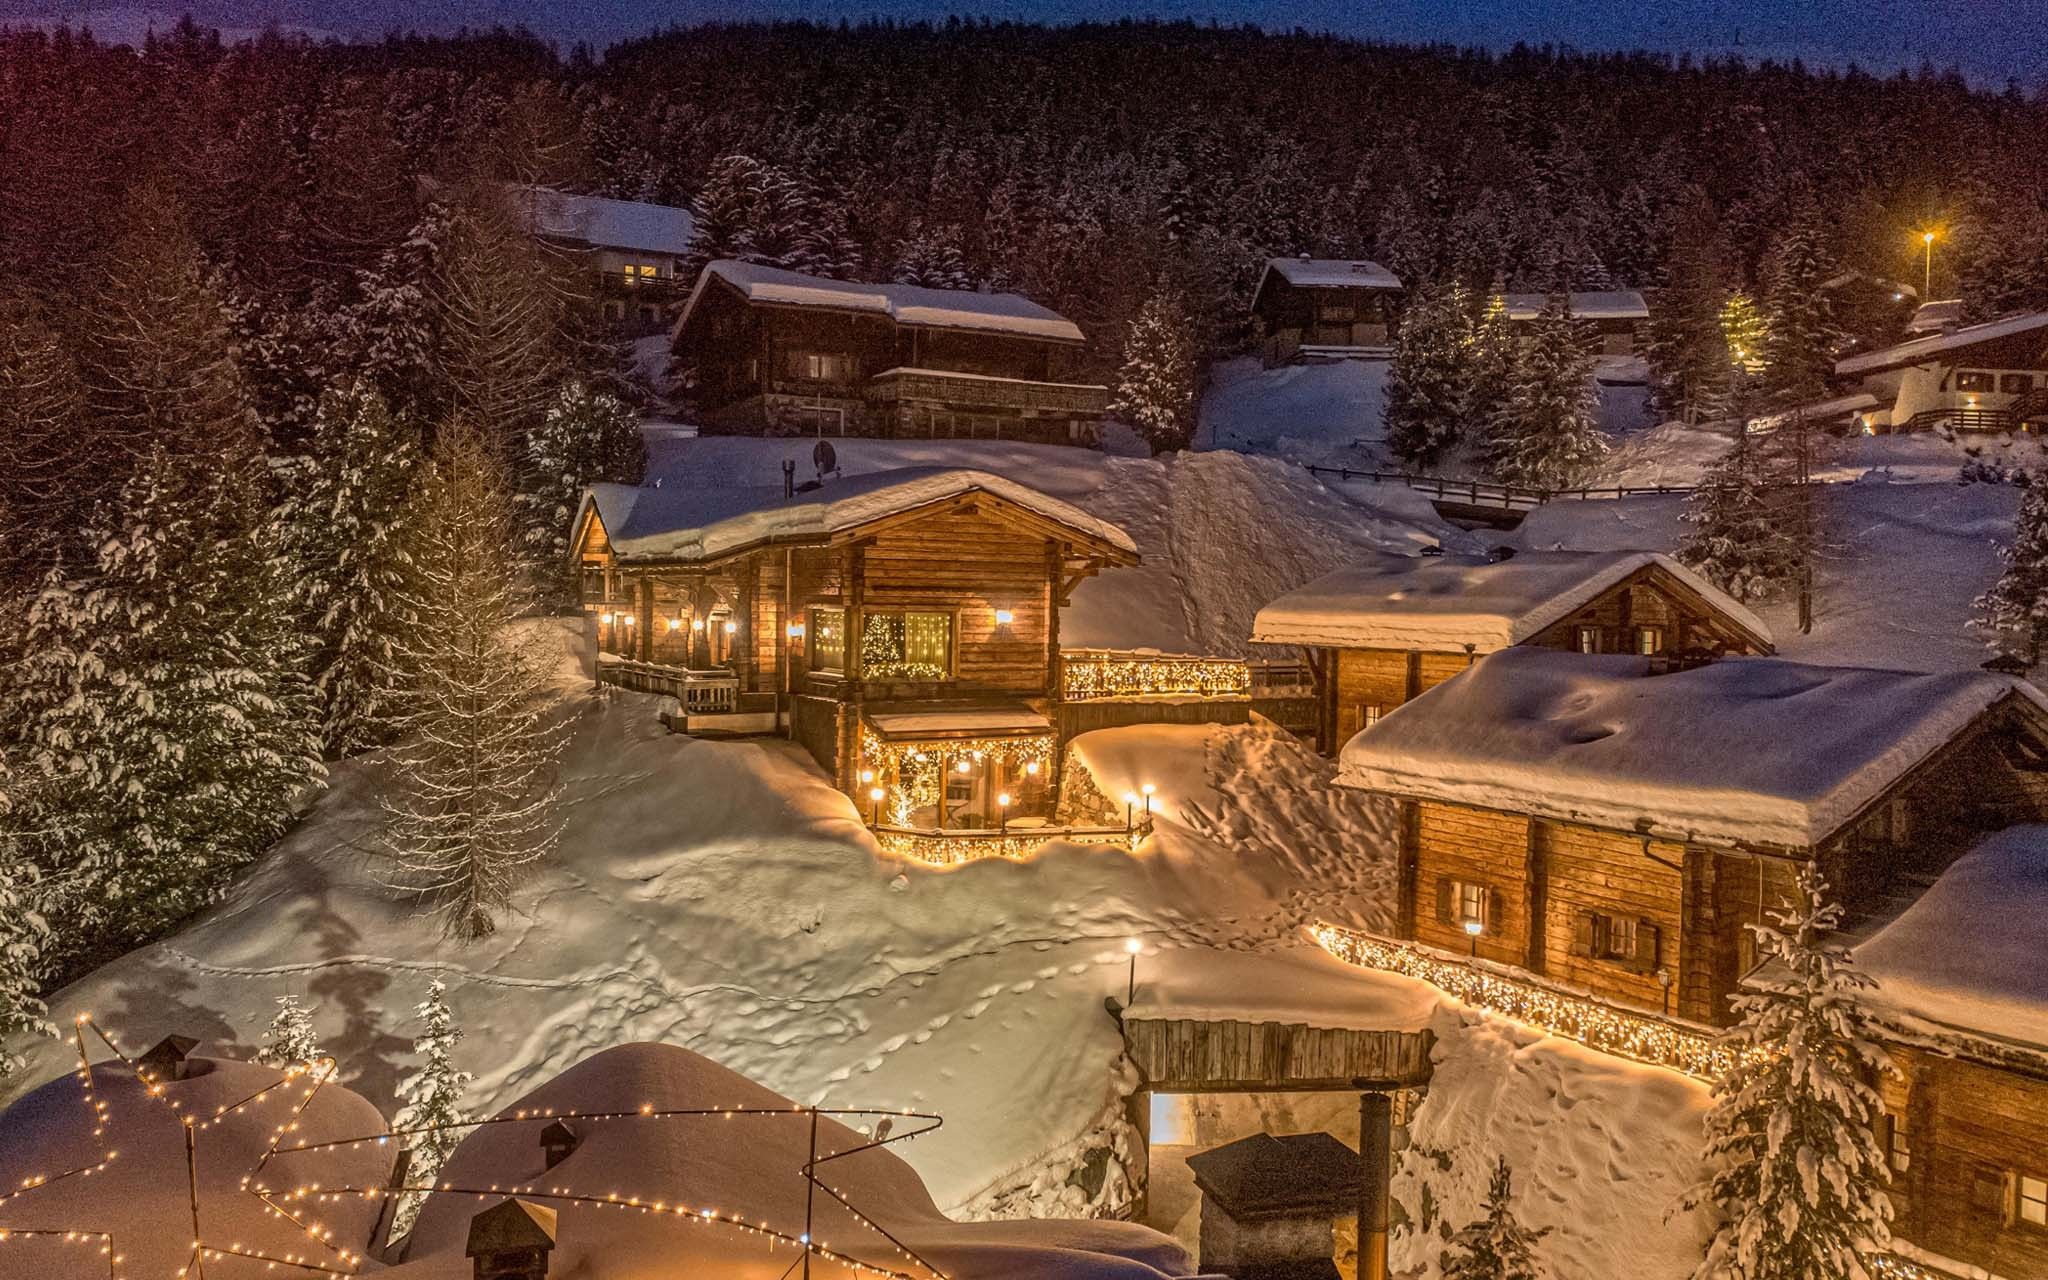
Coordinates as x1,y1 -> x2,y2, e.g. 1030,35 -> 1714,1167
1309,923 -> 1738,1081
871,821 -> 1147,866
859,732 -> 1055,828
1061,650 -> 1251,702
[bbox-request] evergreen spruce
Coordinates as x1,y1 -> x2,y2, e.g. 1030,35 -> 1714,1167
1383,279 -> 1473,467
892,223 -> 978,290
1643,207 -> 1736,424
1440,1155 -> 1549,1280
381,424 -> 561,941
391,978 -> 473,1238
255,994 -> 322,1068
1485,298 -> 1605,490
519,381 -> 647,582
1687,863 -> 1894,1280
1972,476 -> 2048,665
0,290 -> 94,585
1466,291 -> 1517,436
280,382 -> 424,755
679,153 -> 768,287
1111,285 -> 1199,454
1677,427 -> 1800,603
1759,194 -> 1842,405
0,751 -> 52,1082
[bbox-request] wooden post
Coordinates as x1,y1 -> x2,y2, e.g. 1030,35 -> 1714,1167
803,1107 -> 819,1280
1354,1082 -> 1395,1280
636,577 -> 654,663
185,1120 -> 205,1280
1525,819 -> 1548,975
1396,802 -> 1421,941
734,563 -> 757,689
1046,541 -> 1066,803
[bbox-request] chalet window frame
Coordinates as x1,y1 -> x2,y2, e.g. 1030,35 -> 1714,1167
1576,626 -> 1601,654
2003,373 -> 2035,395
1359,703 -> 1384,731
1969,1165 -> 2013,1223
809,606 -> 847,674
1955,369 -> 1998,394
2021,1173 -> 2048,1230
1635,626 -> 1664,656
786,349 -> 856,383
1880,1111 -> 1910,1175
1573,909 -> 1661,974
858,608 -> 958,681
1434,877 -> 1496,931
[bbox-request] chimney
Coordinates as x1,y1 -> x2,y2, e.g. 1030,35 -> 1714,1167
136,1034 -> 203,1083
783,458 -> 796,499
466,1198 -> 557,1280
539,1119 -> 579,1171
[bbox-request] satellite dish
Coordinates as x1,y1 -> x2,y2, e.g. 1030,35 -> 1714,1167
813,439 -> 837,478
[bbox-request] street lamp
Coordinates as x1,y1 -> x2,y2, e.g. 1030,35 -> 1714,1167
868,787 -> 885,826
1464,918 -> 1483,958
1124,937 -> 1142,1005
1140,783 -> 1155,817
997,792 -> 1011,834
1920,229 -> 1937,298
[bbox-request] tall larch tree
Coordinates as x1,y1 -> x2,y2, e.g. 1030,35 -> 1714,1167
381,423 -> 561,941
1111,284 -> 1200,454
1688,863 -> 1893,1280
1383,278 -> 1474,467
1485,298 -> 1604,490
1973,476 -> 2048,665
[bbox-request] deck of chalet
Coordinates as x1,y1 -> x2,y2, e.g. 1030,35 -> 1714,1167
1251,549 -> 1773,752
672,260 -> 1107,443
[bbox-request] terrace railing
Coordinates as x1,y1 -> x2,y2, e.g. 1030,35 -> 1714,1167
871,816 -> 1153,866
597,655 -> 741,713
1061,648 -> 1251,702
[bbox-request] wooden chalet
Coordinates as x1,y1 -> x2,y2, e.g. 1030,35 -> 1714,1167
1250,550 -> 1774,753
1856,826 -> 2048,1280
515,187 -> 696,335
570,467 -> 1137,830
1334,649 -> 2048,1027
672,260 -> 1107,445
1251,257 -> 1404,366
1500,290 -> 1650,359
1835,310 -> 2048,434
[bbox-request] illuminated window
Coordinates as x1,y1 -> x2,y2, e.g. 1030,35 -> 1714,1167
1956,370 -> 1997,393
622,262 -> 659,284
809,606 -> 846,673
1594,914 -> 1638,961
788,350 -> 854,382
1885,1113 -> 1911,1174
1579,911 -> 1659,970
860,611 -> 952,679
1359,703 -> 1383,730
1437,878 -> 1489,929
2023,1174 -> 2047,1228
1635,627 -> 1664,655
1576,626 -> 1601,654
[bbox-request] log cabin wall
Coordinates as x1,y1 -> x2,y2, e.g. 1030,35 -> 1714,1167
1535,821 -> 1689,1016
1884,1047 -> 2048,1278
1410,801 -> 1533,965
857,509 -> 1054,697
1521,568 -> 1769,657
1329,649 -> 1474,743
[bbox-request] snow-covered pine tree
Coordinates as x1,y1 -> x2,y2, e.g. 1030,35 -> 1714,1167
1972,475 -> 2048,665
280,381 -> 424,755
1687,862 -> 1894,1280
256,994 -> 322,1068
1485,297 -> 1604,490
381,423 -> 561,941
679,153 -> 768,288
1383,278 -> 1473,467
1643,204 -> 1736,425
1466,290 -> 1517,435
1440,1155 -> 1549,1280
1111,285 -> 1199,454
519,381 -> 646,587
0,290 -> 94,586
1721,291 -> 1768,380
325,214 -> 442,424
1759,193 -> 1842,406
1676,423 -> 1800,603
391,978 -> 473,1238
0,750 -> 53,1082
892,223 -> 978,291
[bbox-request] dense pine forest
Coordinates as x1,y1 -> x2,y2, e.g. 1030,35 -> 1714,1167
3,15 -> 2048,1060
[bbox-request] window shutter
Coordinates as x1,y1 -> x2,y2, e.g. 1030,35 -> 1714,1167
1435,878 -> 1454,927
1488,887 -> 1506,931
1631,920 -> 1662,974
1571,912 -> 1595,958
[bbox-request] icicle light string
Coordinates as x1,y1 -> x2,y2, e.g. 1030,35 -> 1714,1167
1060,652 -> 1250,702
0,1228 -> 120,1280
870,821 -> 1148,866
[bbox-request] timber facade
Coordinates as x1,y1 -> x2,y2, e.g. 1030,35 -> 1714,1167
1251,258 -> 1404,366
673,260 -> 1107,444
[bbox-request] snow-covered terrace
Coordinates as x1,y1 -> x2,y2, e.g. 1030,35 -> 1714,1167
680,259 -> 1086,343
1337,649 -> 2046,849
1249,549 -> 1768,654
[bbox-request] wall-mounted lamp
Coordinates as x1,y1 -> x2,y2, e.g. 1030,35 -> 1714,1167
994,608 -> 1014,625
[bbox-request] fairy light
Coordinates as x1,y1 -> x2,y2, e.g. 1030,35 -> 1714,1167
859,732 -> 1056,828
1061,650 -> 1251,702
1309,922 -> 1738,1081
870,820 -> 1147,866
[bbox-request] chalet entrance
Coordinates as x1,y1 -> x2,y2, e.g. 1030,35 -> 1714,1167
859,706 -> 1057,828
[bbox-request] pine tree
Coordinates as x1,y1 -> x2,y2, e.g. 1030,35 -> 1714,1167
391,978 -> 473,1238
0,750 -> 52,1082
1687,863 -> 1894,1280
0,290 -> 95,585
279,382 -> 424,755
1643,205 -> 1736,425
1972,476 -> 2048,665
1721,292 -> 1769,381
892,223 -> 978,291
1759,194 -> 1842,406
1111,285 -> 1199,454
1676,430 -> 1800,603
255,994 -> 322,1068
381,423 -> 561,941
1466,292 -> 1517,436
679,153 -> 768,288
1440,1155 -> 1549,1280
519,381 -> 646,582
1485,298 -> 1605,490
1383,278 -> 1473,467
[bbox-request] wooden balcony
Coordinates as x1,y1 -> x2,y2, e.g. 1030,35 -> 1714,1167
866,367 -> 1109,416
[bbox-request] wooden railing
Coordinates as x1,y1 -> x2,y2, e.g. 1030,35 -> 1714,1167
1061,648 -> 1251,701
597,656 -> 741,713
1902,406 -> 2017,434
865,368 -> 1110,415
1249,660 -> 1315,697
872,816 -> 1153,866
1301,465 -> 1700,509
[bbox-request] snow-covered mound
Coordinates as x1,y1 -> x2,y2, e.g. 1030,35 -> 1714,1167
1856,825 -> 2048,1051
389,1041 -> 1188,1279
1198,356 -> 1392,466
0,1053 -> 393,1280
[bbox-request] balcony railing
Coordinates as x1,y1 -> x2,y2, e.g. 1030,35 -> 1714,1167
1061,648 -> 1251,701
598,655 -> 740,713
866,367 -> 1110,415
871,816 -> 1153,866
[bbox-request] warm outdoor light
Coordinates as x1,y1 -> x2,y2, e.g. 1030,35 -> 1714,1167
1024,760 -> 1040,776
1917,228 -> 1938,295
868,787 -> 884,824
956,759 -> 972,773
859,768 -> 874,785
1464,918 -> 1484,956
622,613 -> 636,626
1140,783 -> 1155,815
600,612 -> 614,624
724,621 -> 738,635
1122,792 -> 1138,830
994,608 -> 1014,625
666,617 -> 681,631
1124,937 -> 1141,1005
996,792 -> 1011,833
788,622 -> 805,638
691,618 -> 705,632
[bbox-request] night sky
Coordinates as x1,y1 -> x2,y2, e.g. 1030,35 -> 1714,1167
2,0 -> 2045,85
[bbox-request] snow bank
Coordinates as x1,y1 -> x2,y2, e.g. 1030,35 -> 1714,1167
1855,825 -> 2048,1050
1249,549 -> 1768,652
0,1055 -> 393,1280
1197,356 -> 1392,464
1338,648 -> 2041,848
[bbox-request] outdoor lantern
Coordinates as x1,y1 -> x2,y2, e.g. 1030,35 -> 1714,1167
996,792 -> 1011,833
599,612 -> 614,625
994,608 -> 1014,625
868,787 -> 885,825
691,618 -> 705,632
1025,760 -> 1040,776
859,769 -> 874,785
666,617 -> 681,631
1141,783 -> 1156,815
788,622 -> 805,638
956,759 -> 972,774
622,614 -> 636,627
1123,792 -> 1138,830
1124,937 -> 1142,1005
1465,919 -> 1483,956
724,620 -> 738,634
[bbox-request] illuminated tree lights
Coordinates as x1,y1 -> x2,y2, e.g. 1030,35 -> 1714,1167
1308,923 -> 1738,1081
1060,650 -> 1250,702
858,733 -> 1056,829
871,822 -> 1148,866
8,1015 -> 954,1280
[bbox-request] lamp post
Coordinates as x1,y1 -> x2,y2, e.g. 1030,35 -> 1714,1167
1140,783 -> 1155,819
1122,792 -> 1138,832
1464,918 -> 1482,958
1921,229 -> 1936,298
1124,937 -> 1141,1006
997,792 -> 1011,834
868,787 -> 885,827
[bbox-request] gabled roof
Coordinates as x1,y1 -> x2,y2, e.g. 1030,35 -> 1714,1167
512,186 -> 694,257
1336,649 -> 2048,849
575,467 -> 1137,566
1186,1132 -> 1361,1217
1258,257 -> 1403,291
1250,550 -> 1770,654
1501,290 -> 1650,321
1821,269 -> 1916,300
677,260 -> 1084,343
466,1197 -> 558,1255
1905,297 -> 1964,334
1836,310 -> 2048,377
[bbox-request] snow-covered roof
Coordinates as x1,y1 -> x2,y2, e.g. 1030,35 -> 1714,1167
1747,391 -> 1879,431
1836,310 -> 2048,376
1501,290 -> 1650,321
680,259 -> 1085,343
1855,825 -> 2048,1052
513,186 -> 695,256
1250,550 -> 1770,654
1821,269 -> 1916,300
1335,649 -> 2047,848
578,467 -> 1137,565
1905,298 -> 1964,334
1260,257 -> 1404,291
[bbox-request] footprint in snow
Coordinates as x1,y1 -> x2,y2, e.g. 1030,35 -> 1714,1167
1035,965 -> 1060,980
826,1064 -> 854,1083
925,1013 -> 951,1030
1008,979 -> 1036,993
1065,963 -> 1089,975
861,1055 -> 886,1073
977,983 -> 1005,999
965,1000 -> 991,1019
1031,941 -> 1052,951
912,1030 -> 933,1044
878,1034 -> 909,1054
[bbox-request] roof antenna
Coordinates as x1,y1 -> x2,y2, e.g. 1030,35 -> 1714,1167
782,458 -> 795,499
